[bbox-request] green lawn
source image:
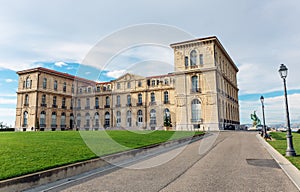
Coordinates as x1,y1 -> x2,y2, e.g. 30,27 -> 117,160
0,130 -> 203,180
268,132 -> 300,170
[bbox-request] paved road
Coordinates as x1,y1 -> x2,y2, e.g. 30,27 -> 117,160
61,132 -> 298,192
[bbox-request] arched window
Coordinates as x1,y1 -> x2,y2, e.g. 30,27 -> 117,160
77,113 -> 81,127
43,78 -> 47,89
94,112 -> 99,127
95,97 -> 99,108
51,112 -> 57,127
190,50 -> 197,66
105,96 -> 110,107
191,76 -> 199,92
127,95 -> 131,106
104,112 -> 110,128
150,109 -> 156,130
70,113 -> 74,129
26,77 -> 31,88
137,110 -> 143,127
127,82 -> 131,89
63,82 -> 67,92
127,110 -> 132,127
61,112 -> 66,127
62,97 -> 66,108
164,108 -> 172,127
53,96 -> 57,105
151,92 -> 155,102
116,95 -> 121,106
54,80 -> 58,91
24,94 -> 29,105
191,99 -> 201,122
23,111 -> 28,126
40,111 -> 46,127
138,93 -> 142,104
85,113 -> 90,127
42,94 -> 46,105
164,91 -> 169,104
116,111 -> 121,127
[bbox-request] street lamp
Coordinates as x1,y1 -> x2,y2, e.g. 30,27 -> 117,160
279,64 -> 296,157
260,96 -> 267,138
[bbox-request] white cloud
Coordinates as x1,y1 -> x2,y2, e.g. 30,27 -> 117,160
106,69 -> 126,78
85,71 -> 91,75
4,79 -> 16,83
54,61 -> 67,67
0,98 -> 17,105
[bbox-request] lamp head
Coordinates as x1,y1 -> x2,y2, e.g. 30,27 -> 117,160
279,64 -> 288,79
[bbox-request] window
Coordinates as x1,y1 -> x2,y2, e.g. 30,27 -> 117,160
61,112 -> 66,127
94,112 -> 99,127
127,110 -> 132,127
71,98 -> 74,108
191,99 -> 201,122
138,93 -> 142,104
86,98 -> 90,108
51,112 -> 57,126
23,111 -> 28,126
77,114 -> 81,127
54,80 -> 58,91
116,111 -> 121,127
106,96 -> 110,106
77,99 -> 81,108
191,76 -> 199,92
103,86 -> 106,91
104,112 -> 110,128
117,83 -> 120,89
164,91 -> 169,104
199,54 -> 204,65
85,113 -> 90,127
150,109 -> 156,129
117,95 -> 121,106
70,113 -> 74,129
79,88 -> 82,94
185,56 -> 189,67
95,97 -> 99,108
138,81 -> 142,87
24,94 -> 29,105
151,80 -> 155,87
190,50 -> 197,66
127,95 -> 131,106
127,82 -> 131,89
88,87 -> 91,93
164,79 -> 169,85
63,82 -> 66,92
40,111 -> 46,126
26,77 -> 31,88
151,92 -> 155,102
62,97 -> 66,107
72,84 -> 74,93
107,85 -> 111,90
42,94 -> 46,105
43,78 -> 47,89
53,96 -> 57,105
96,86 -> 101,92
137,110 -> 143,126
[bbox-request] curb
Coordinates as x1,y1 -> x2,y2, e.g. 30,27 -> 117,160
256,134 -> 300,191
0,133 -> 204,192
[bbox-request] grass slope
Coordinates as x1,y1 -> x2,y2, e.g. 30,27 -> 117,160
269,132 -> 300,170
0,130 -> 202,180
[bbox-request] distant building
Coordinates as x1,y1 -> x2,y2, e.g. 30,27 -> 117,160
15,36 -> 239,131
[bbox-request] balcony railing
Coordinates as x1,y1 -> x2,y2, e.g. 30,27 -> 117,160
23,103 -> 29,107
191,88 -> 201,93
60,125 -> 66,129
39,124 -> 46,128
104,105 -> 110,108
136,102 -> 143,106
22,124 -> 28,127
149,101 -> 156,106
115,104 -> 121,108
41,103 -> 47,107
95,106 -> 99,109
164,101 -> 170,104
61,105 -> 67,109
52,104 -> 57,108
126,103 -> 132,107
76,106 -> 81,110
191,118 -> 203,123
85,106 -> 90,110
51,124 -> 57,128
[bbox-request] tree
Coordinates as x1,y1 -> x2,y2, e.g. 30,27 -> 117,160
164,115 -> 172,129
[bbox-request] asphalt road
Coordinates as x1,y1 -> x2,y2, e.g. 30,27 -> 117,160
61,131 -> 298,192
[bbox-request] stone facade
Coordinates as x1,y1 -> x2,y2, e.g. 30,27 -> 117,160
15,36 -> 239,131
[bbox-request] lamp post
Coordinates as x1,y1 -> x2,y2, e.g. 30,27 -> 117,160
260,96 -> 267,138
279,64 -> 296,157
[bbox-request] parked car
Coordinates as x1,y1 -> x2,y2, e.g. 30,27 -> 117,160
291,128 -> 300,133
277,127 -> 287,132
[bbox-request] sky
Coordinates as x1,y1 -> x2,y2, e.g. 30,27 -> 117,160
0,0 -> 300,127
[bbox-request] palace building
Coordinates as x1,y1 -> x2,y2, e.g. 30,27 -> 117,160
15,36 -> 240,131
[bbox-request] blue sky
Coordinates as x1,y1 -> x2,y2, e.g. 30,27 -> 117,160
1,0 -> 300,126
